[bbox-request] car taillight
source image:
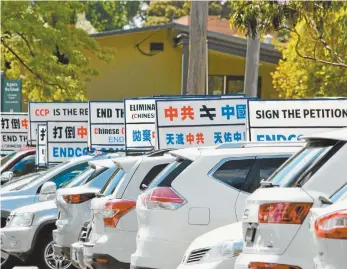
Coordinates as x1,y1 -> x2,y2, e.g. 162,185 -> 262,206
249,262 -> 302,269
63,193 -> 95,204
314,209 -> 347,239
141,187 -> 186,210
258,202 -> 312,224
103,200 -> 136,228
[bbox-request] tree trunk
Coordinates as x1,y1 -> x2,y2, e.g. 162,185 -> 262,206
244,33 -> 260,97
187,1 -> 208,95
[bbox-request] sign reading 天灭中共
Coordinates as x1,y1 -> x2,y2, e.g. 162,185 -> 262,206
88,101 -> 125,152
155,98 -> 248,149
248,99 -> 347,142
1,79 -> 22,112
28,102 -> 88,145
124,98 -> 157,151
1,112 -> 28,151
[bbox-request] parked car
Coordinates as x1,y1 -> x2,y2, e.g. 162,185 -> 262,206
131,142 -> 303,269
234,128 -> 347,269
311,183 -> 347,269
0,158 -> 121,269
71,150 -> 174,269
0,153 -> 120,228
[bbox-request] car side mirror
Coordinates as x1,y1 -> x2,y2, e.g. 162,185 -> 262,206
39,182 -> 57,202
1,171 -> 13,184
319,195 -> 333,205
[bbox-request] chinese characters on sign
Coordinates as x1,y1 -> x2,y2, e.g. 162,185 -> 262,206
88,101 -> 125,152
0,113 -> 28,151
36,124 -> 47,167
248,99 -> 347,142
156,98 -> 248,149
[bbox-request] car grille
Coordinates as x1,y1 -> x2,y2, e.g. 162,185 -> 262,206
78,221 -> 92,243
186,247 -> 211,264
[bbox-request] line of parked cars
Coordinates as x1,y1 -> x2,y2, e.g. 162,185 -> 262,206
1,128 -> 346,269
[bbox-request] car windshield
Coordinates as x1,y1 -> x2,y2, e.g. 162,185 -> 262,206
1,151 -> 18,166
265,140 -> 338,187
100,168 -> 125,196
331,184 -> 347,203
62,165 -> 108,188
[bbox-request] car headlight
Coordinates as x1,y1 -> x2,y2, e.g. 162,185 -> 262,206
199,240 -> 243,263
7,213 -> 34,227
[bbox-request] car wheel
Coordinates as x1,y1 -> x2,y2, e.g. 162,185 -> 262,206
32,231 -> 73,269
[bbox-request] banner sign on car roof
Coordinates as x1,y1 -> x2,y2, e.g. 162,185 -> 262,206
36,124 -> 47,167
28,102 -> 88,144
124,98 -> 156,151
88,101 -> 125,151
47,121 -> 88,163
0,112 -> 29,151
248,99 -> 347,142
155,98 -> 248,149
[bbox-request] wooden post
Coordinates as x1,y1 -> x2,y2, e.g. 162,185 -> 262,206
244,33 -> 260,97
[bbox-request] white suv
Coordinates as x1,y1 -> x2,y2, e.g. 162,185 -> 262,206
131,142 -> 303,269
71,151 -> 174,269
234,128 -> 347,269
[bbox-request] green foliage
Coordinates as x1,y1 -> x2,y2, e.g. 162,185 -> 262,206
145,1 -> 231,26
272,12 -> 347,98
1,1 -> 113,102
85,1 -> 142,31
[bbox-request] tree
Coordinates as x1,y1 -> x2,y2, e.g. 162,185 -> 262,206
230,1 -> 347,68
272,11 -> 347,98
145,1 -> 231,26
1,1 -> 113,102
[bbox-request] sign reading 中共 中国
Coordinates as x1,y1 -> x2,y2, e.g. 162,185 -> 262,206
36,124 -> 47,167
124,98 -> 156,151
47,121 -> 88,163
88,101 -> 125,152
155,98 -> 248,149
1,79 -> 22,112
28,102 -> 88,144
248,99 -> 347,142
1,112 -> 28,151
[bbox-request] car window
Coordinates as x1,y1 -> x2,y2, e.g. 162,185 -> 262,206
0,151 -> 17,166
100,168 -> 125,196
49,162 -> 89,189
140,163 -> 169,190
242,157 -> 289,193
265,140 -> 343,187
11,155 -> 36,177
210,158 -> 255,191
148,159 -> 192,189
331,184 -> 347,203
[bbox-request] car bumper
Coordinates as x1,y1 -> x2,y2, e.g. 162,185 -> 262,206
71,241 -> 86,269
53,226 -> 79,249
234,253 -> 310,269
177,257 -> 237,269
0,226 -> 35,254
131,237 -> 190,269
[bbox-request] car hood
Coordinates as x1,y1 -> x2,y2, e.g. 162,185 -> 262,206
12,200 -> 56,215
187,222 -> 243,251
0,178 -> 35,194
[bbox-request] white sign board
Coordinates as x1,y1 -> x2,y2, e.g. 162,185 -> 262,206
1,113 -> 29,151
88,101 -> 125,151
28,102 -> 88,144
124,98 -> 156,150
47,121 -> 88,163
36,124 -> 47,167
248,99 -> 347,142
155,98 -> 248,149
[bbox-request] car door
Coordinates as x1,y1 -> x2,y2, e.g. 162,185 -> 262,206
235,156 -> 290,221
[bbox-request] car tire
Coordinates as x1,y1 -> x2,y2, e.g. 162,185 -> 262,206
30,231 -> 73,269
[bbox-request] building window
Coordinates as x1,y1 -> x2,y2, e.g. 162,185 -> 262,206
208,75 -> 223,95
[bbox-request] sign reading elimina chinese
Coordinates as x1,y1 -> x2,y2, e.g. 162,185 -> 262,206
248,99 -> 347,142
28,102 -> 88,144
155,98 -> 248,149
0,112 -> 29,151
36,124 -> 47,167
47,121 -> 88,163
88,101 -> 125,151
124,98 -> 156,150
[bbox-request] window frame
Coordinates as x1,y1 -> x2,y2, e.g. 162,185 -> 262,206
208,156 -> 256,191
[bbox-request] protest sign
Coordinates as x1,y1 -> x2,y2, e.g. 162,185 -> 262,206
155,98 -> 248,149
1,112 -> 28,151
248,99 -> 347,142
88,101 -> 125,151
36,124 -> 47,167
